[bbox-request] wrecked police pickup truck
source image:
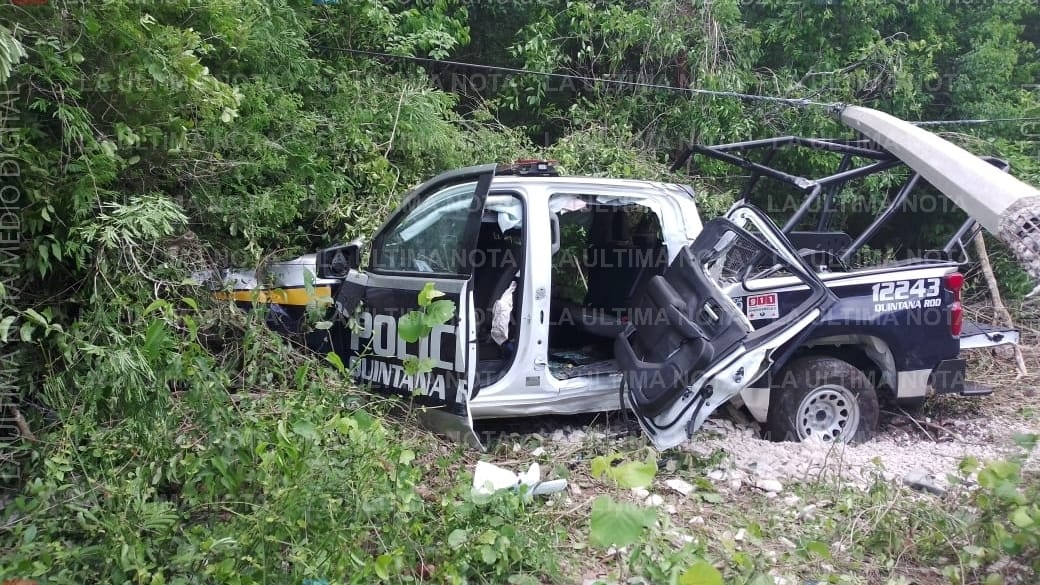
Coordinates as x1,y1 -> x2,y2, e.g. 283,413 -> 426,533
204,148 -> 1018,451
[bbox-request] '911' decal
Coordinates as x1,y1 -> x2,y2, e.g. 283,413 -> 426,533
872,278 -> 942,312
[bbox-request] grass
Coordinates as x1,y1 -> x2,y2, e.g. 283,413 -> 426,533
2,303 -> 1038,584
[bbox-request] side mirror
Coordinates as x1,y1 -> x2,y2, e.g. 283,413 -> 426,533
316,240 -> 363,279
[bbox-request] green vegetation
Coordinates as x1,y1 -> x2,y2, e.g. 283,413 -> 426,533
0,1 -> 1038,583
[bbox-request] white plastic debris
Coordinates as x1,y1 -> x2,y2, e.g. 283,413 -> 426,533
472,461 -> 567,497
490,281 -> 516,344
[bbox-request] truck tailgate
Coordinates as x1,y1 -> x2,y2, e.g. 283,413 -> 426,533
960,320 -> 1020,350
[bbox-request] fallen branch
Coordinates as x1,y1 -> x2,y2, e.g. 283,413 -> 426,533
885,408 -> 965,443
974,234 -> 1028,377
885,408 -> 933,441
7,403 -> 36,442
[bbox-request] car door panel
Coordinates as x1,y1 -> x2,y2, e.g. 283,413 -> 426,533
617,204 -> 836,450
332,165 -> 496,446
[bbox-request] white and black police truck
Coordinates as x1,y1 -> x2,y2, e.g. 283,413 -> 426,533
205,139 -> 1019,450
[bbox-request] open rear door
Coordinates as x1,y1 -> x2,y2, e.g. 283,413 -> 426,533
616,204 -> 837,450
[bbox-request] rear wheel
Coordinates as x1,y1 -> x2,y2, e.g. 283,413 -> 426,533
767,356 -> 879,443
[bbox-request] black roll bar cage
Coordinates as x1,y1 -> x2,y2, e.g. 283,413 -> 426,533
671,136 -> 1009,265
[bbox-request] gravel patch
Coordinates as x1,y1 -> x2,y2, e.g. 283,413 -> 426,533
683,415 -> 1040,490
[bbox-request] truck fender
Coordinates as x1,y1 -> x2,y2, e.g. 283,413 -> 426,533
737,334 -> 896,423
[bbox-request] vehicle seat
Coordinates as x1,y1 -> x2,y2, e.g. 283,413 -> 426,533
615,243 -> 749,417
569,215 -> 666,339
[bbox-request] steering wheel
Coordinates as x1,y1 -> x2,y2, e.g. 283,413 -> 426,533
797,248 -> 849,272
413,253 -> 439,273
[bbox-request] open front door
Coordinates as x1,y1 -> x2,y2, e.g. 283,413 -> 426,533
617,204 -> 837,450
333,164 -> 496,447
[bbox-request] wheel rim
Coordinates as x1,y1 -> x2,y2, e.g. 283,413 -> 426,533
796,384 -> 860,442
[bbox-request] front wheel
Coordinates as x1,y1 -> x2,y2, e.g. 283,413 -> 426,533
766,356 -> 879,443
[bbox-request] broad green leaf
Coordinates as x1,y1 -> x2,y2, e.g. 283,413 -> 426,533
679,560 -> 723,585
294,363 -> 310,390
22,524 -> 36,545
424,299 -> 456,327
447,529 -> 468,549
1010,507 -> 1033,528
326,352 -> 346,373
803,540 -> 831,559
23,308 -> 47,325
987,461 -> 1020,480
1012,433 -> 1038,450
608,457 -> 657,489
418,282 -> 445,307
480,545 -> 498,565
700,492 -> 724,504
143,298 -> 170,315
375,554 -> 393,580
589,495 -> 655,550
591,454 -> 622,479
993,481 -> 1026,505
398,311 -> 426,343
292,421 -> 317,440
0,315 -> 15,342
958,456 -> 980,475
403,357 -> 436,377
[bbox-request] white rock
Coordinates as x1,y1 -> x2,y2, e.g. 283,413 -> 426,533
631,487 -> 650,499
727,478 -> 742,491
903,468 -> 947,496
754,478 -> 784,493
568,430 -> 586,442
707,469 -> 726,481
665,478 -> 695,496
664,504 -> 678,515
689,516 -> 705,525
782,495 -> 801,506
550,429 -> 567,442
734,528 -> 746,541
530,446 -> 545,457
644,494 -> 664,507
798,504 -> 817,520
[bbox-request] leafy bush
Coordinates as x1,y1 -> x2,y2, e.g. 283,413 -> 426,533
1,311 -> 562,584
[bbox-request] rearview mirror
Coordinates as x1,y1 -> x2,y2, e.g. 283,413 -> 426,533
316,240 -> 362,279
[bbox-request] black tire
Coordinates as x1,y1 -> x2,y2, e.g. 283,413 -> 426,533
766,356 -> 879,443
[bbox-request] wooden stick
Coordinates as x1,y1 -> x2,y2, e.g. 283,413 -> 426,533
973,233 -> 1028,377
8,403 -> 36,442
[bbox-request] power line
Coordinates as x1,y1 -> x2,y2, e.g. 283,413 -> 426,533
323,47 -> 835,108
328,47 -> 1040,128
910,117 -> 1040,127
